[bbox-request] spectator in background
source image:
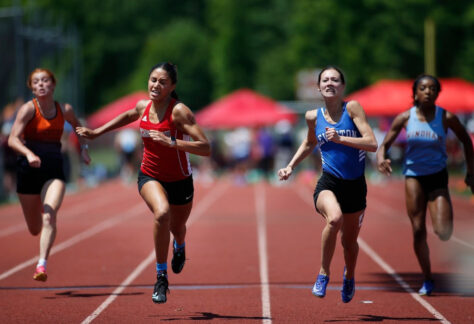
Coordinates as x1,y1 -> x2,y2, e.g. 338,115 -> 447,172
255,127 -> 275,179
1,98 -> 24,201
8,68 -> 90,281
376,74 -> 474,296
115,128 -> 140,183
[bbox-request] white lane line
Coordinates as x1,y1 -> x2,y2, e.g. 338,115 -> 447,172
358,238 -> 451,324
0,203 -> 146,281
81,251 -> 156,324
0,189 -> 125,238
255,183 -> 272,324
81,180 -> 230,323
296,183 -> 451,324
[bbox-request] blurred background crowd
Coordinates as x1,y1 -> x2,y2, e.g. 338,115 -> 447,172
1,0 -> 474,202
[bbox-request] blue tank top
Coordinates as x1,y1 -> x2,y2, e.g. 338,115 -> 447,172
315,102 -> 366,179
404,106 -> 447,176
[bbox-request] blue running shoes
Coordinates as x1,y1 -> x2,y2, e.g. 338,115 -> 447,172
418,280 -> 434,296
312,274 -> 329,298
341,268 -> 355,303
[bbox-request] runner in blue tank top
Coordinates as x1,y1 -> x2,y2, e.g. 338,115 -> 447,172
278,66 -> 377,303
377,74 -> 474,296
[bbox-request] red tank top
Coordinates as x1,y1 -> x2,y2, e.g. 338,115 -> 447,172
139,99 -> 192,182
23,98 -> 64,143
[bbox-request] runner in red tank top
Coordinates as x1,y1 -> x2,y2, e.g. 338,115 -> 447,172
77,62 -> 210,304
8,68 -> 91,282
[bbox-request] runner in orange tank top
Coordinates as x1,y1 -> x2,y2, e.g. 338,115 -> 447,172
77,62 -> 210,304
8,68 -> 91,282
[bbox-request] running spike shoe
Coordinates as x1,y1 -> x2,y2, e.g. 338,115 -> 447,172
418,280 -> 434,296
33,265 -> 47,282
312,274 -> 330,298
152,272 -> 169,304
171,245 -> 185,274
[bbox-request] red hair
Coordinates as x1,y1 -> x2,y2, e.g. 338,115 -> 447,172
27,68 -> 56,89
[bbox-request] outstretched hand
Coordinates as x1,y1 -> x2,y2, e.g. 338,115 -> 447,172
76,127 -> 98,139
377,158 -> 392,176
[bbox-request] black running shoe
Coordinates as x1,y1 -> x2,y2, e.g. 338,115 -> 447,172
152,272 -> 169,304
171,246 -> 185,274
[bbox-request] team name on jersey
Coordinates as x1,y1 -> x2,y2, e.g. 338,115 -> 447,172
140,128 -> 150,138
317,129 -> 359,145
406,130 -> 440,141
140,128 -> 171,138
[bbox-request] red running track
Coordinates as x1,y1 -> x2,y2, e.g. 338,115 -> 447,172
0,176 -> 473,323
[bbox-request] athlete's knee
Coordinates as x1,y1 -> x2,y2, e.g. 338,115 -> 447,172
412,226 -> 427,242
341,237 -> 358,251
327,215 -> 343,231
434,227 -> 452,241
154,209 -> 170,225
28,225 -> 42,236
42,211 -> 57,229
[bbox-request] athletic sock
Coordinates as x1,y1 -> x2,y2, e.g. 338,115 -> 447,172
174,241 -> 185,250
37,259 -> 47,269
156,263 -> 167,276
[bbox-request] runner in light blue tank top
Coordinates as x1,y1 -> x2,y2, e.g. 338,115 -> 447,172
376,74 -> 474,296
315,102 -> 365,179
404,106 -> 447,176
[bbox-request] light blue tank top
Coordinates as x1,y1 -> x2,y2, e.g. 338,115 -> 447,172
404,106 -> 447,176
315,102 -> 366,179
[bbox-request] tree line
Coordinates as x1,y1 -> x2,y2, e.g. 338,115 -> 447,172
4,0 -> 474,115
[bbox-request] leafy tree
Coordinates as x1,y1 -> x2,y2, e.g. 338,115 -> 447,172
129,19 -> 211,110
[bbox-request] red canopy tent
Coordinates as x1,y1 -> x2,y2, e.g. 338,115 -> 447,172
87,91 -> 149,128
195,89 -> 298,129
345,78 -> 474,116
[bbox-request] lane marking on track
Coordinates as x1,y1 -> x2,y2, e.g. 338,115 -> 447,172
358,238 -> 451,324
1,283 -> 401,291
0,188 -> 129,238
255,183 -> 272,324
296,183 -> 452,324
81,251 -> 155,324
81,180 -> 230,324
0,203 -> 146,281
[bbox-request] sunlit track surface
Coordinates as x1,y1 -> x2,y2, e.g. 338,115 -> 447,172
0,176 -> 473,324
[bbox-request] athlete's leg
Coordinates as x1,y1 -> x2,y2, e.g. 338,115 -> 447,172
340,210 -> 364,280
39,179 -> 66,261
169,202 -> 193,246
140,181 -> 171,263
427,189 -> 453,241
316,190 -> 343,277
18,194 -> 43,235
405,178 -> 431,281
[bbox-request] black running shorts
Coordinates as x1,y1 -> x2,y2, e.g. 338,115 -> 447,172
406,168 -> 448,197
137,170 -> 194,205
313,171 -> 367,214
16,155 -> 65,194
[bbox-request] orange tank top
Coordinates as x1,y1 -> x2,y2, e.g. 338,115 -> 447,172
23,98 -> 64,143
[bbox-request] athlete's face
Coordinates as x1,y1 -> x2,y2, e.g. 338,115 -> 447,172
30,71 -> 55,98
415,78 -> 439,106
148,68 -> 176,101
318,69 -> 345,99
